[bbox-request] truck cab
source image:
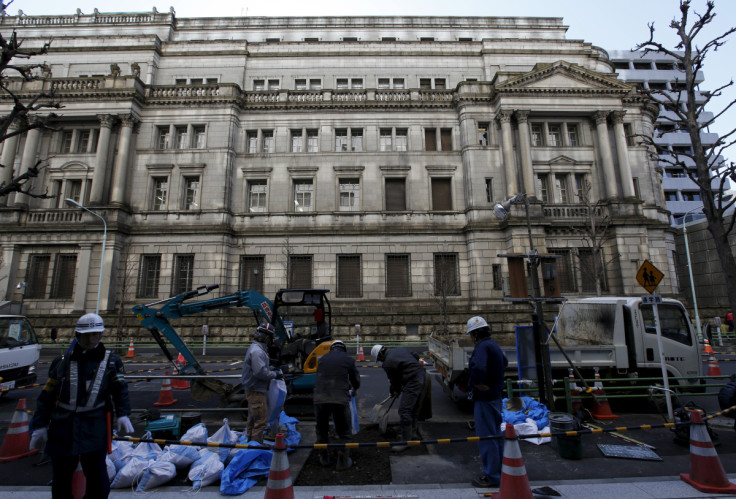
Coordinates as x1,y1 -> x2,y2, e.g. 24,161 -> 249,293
0,315 -> 42,396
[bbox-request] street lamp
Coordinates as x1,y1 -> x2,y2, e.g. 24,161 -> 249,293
253,268 -> 259,292
16,281 -> 27,314
681,207 -> 703,343
494,193 -> 555,407
65,198 -> 107,315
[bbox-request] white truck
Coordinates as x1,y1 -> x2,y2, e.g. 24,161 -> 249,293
0,315 -> 42,397
428,297 -> 703,402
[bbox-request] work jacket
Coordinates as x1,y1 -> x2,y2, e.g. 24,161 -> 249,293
241,340 -> 277,393
468,337 -> 508,402
30,341 -> 131,457
382,348 -> 424,395
313,349 -> 360,406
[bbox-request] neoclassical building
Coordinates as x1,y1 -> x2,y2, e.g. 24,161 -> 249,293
0,10 -> 676,339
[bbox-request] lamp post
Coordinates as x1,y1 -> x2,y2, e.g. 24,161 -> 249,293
253,268 -> 259,293
66,198 -> 107,315
494,193 -> 555,407
681,207 -> 703,343
16,281 -> 27,314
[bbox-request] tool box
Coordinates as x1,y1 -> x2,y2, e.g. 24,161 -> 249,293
144,413 -> 181,440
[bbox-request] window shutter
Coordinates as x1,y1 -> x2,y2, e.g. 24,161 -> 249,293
385,178 -> 406,211
424,129 -> 436,151
431,178 -> 452,211
50,254 -> 77,299
337,255 -> 362,297
440,129 -> 452,150
386,254 -> 411,297
289,255 -> 313,288
27,255 -> 50,299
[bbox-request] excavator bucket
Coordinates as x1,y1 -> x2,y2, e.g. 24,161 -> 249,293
191,377 -> 233,401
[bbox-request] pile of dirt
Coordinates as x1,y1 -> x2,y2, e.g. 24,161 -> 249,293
294,424 -> 398,486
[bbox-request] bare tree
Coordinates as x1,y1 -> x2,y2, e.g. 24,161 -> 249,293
0,1 -> 62,199
575,181 -> 620,296
635,0 -> 736,320
113,247 -> 138,346
432,252 -> 459,335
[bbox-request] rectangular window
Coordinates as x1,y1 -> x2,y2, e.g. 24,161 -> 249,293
420,78 -> 432,90
434,78 -> 446,90
309,78 -> 322,90
183,176 -> 200,210
624,123 -> 635,146
248,180 -> 267,212
335,129 -> 348,152
136,254 -> 161,299
386,254 -> 411,297
175,78 -> 187,85
337,255 -> 362,297
393,78 -> 405,89
172,254 -> 194,295
385,178 -> 406,211
157,126 -> 170,150
485,178 -> 493,203
239,256 -> 265,294
492,263 -> 503,291
175,125 -> 188,149
61,131 -> 73,153
253,79 -> 265,91
268,79 -> 280,91
567,124 -> 579,146
67,180 -> 82,203
632,177 -> 641,199
425,128 -> 436,151
537,174 -> 550,203
289,255 -> 313,288
262,131 -> 274,153
190,78 -> 204,85
395,129 -> 408,151
291,130 -> 303,152
192,125 -> 206,149
336,78 -> 348,90
378,78 -> 390,89
440,128 -> 452,150
549,249 -> 576,293
246,131 -> 258,153
295,79 -> 307,90
555,174 -> 569,203
339,178 -> 360,211
293,179 -> 313,212
379,129 -> 392,151
50,254 -> 76,299
478,122 -> 489,146
206,78 -> 218,84
351,78 -> 363,89
78,130 -> 91,152
431,178 -> 452,211
351,129 -> 363,152
579,248 -> 608,292
152,177 -> 168,211
548,124 -> 562,147
307,129 -> 319,152
434,253 -> 459,296
26,254 -> 50,299
531,124 -> 543,146
574,174 -> 587,202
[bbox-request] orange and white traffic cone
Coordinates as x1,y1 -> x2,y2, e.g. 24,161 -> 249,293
680,409 -> 736,493
264,433 -> 294,499
171,353 -> 191,390
590,367 -> 619,420
567,368 -> 583,414
702,338 -> 714,354
71,459 -> 86,499
707,355 -> 722,377
153,371 -> 178,407
357,343 -> 365,362
0,398 -> 38,462
124,339 -> 136,358
488,424 -> 533,499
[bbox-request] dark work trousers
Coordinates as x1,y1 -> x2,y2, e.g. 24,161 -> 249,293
51,449 -> 110,499
315,402 -> 351,442
398,374 -> 425,429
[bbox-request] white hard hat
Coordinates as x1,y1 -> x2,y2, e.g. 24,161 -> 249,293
466,316 -> 488,335
330,340 -> 346,351
75,313 -> 105,334
371,344 -> 384,362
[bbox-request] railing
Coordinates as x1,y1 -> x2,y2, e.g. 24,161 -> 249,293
375,90 -> 410,102
51,78 -> 103,91
418,90 -> 454,102
149,85 -> 221,98
287,90 -> 324,103
26,210 -> 83,224
332,90 -> 367,102
543,204 -> 605,219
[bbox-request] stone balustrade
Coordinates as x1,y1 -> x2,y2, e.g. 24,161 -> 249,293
25,210 -> 83,224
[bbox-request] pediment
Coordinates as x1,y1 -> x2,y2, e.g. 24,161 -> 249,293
549,155 -> 577,165
59,161 -> 90,172
495,61 -> 631,94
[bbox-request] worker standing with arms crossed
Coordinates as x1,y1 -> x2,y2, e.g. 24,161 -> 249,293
466,316 -> 508,488
29,313 -> 134,499
242,322 -> 282,444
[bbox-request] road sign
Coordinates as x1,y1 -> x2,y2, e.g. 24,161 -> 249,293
636,260 -> 664,294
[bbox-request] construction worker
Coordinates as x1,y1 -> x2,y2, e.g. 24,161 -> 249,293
718,373 -> 736,431
29,313 -> 133,499
313,340 -> 360,469
371,344 -> 426,452
466,315 -> 508,488
242,322 -> 282,444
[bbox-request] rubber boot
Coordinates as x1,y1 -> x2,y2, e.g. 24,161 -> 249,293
335,447 -> 352,470
318,449 -> 332,467
411,421 -> 420,440
391,424 -> 412,453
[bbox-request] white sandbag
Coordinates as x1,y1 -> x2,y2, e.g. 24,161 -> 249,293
110,455 -> 151,489
106,455 -> 116,483
181,422 -> 208,443
207,418 -> 238,463
135,460 -> 177,491
189,451 -> 224,490
109,437 -> 134,465
164,422 -> 209,467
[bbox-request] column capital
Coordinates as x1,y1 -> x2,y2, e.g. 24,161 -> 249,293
611,110 -> 627,124
497,110 -> 514,124
515,110 -> 530,123
119,114 -> 140,127
593,111 -> 610,125
97,114 -> 117,128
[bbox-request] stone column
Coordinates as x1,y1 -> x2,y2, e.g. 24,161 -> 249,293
498,110 -> 518,197
0,122 -> 20,207
594,111 -> 617,199
612,111 -> 636,198
89,115 -> 116,205
515,110 -> 534,196
110,115 -> 137,205
74,243 -> 93,313
15,121 -> 42,206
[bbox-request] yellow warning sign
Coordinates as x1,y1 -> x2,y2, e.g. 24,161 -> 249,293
636,260 -> 664,294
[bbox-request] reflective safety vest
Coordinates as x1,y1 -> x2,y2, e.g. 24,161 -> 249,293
57,350 -> 112,413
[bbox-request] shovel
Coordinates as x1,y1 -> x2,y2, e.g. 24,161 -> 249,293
369,395 -> 393,423
378,395 -> 398,435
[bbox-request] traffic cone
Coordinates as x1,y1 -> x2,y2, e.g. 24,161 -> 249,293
153,371 -> 178,407
357,343 -> 365,362
567,368 -> 583,414
171,353 -> 191,390
71,459 -> 86,499
488,424 -> 533,499
702,338 -> 714,354
264,433 -> 294,499
590,367 -> 619,420
0,398 -> 39,462
680,409 -> 736,493
707,355 -> 722,376
124,339 -> 136,358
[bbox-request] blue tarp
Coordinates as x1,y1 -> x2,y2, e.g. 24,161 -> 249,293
502,396 -> 550,430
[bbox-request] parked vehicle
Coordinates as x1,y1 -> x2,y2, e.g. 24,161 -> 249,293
0,315 -> 42,397
429,297 -> 703,402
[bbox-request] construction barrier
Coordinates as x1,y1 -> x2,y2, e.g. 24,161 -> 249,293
706,354 -> 723,376
590,367 -> 619,420
0,398 -> 38,462
492,424 -> 533,499
680,410 -> 736,493
124,339 -> 136,358
264,433 -> 294,499
153,371 -> 178,407
171,353 -> 191,390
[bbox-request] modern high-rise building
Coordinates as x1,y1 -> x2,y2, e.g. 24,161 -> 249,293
0,10 -> 675,338
607,50 -> 730,226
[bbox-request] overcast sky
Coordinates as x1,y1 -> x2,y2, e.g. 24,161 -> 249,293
14,0 -> 736,147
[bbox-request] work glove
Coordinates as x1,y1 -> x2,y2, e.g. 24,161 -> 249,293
274,369 -> 284,380
29,427 -> 47,451
116,415 -> 134,434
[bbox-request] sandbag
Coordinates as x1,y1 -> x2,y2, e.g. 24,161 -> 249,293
105,455 -> 116,483
135,460 -> 177,491
189,450 -> 224,490
267,379 -> 287,431
220,448 -> 273,495
207,418 -> 238,463
165,422 -> 208,468
110,455 -> 151,489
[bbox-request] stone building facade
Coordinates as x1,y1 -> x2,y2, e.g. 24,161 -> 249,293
0,10 -> 675,340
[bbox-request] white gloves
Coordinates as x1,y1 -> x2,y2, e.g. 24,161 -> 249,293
116,415 -> 134,434
29,427 -> 47,451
